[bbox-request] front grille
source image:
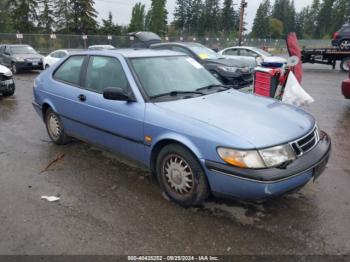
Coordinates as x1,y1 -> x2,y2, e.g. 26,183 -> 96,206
291,126 -> 320,157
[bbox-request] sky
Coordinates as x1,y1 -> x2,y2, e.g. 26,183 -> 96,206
94,0 -> 314,31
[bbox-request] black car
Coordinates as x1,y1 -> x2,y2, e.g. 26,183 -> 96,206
332,24 -> 350,50
0,44 -> 43,74
0,64 -> 15,97
130,32 -> 254,89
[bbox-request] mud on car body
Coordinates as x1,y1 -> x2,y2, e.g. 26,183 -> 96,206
32,49 -> 331,207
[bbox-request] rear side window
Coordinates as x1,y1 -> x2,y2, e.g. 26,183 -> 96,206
85,56 -> 129,94
224,49 -> 239,56
54,56 -> 85,86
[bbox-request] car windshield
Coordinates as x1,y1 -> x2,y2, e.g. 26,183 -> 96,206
251,47 -> 272,57
10,46 -> 37,54
188,45 -> 223,60
130,56 -> 222,99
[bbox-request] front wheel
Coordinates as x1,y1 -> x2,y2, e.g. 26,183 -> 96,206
45,108 -> 71,145
339,39 -> 350,50
156,144 -> 210,207
340,57 -> 350,73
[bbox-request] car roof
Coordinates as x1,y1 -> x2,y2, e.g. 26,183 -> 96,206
71,48 -> 185,58
0,44 -> 31,47
152,42 -> 203,48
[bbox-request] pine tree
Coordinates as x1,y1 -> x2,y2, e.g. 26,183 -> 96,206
128,2 -> 146,32
101,12 -> 121,35
38,0 -> 55,33
331,0 -> 350,32
69,0 -> 98,34
316,0 -> 335,38
221,0 -> 238,35
202,0 -> 221,35
173,0 -> 190,33
54,0 -> 74,33
295,8 -> 306,38
148,0 -> 168,36
251,0 -> 271,38
8,0 -> 38,33
0,0 -> 13,32
188,0 -> 204,35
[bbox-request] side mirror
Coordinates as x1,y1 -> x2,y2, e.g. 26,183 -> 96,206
103,87 -> 134,102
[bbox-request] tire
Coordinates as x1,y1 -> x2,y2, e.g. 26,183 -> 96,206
156,144 -> 210,207
340,57 -> 350,73
11,63 -> 18,74
44,108 -> 71,145
2,89 -> 15,97
339,39 -> 350,50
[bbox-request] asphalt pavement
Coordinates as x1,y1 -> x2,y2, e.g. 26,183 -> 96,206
0,64 -> 349,255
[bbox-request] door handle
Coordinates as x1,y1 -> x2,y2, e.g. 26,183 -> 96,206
78,94 -> 86,102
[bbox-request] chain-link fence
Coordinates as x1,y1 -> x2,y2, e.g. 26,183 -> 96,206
0,33 -> 332,55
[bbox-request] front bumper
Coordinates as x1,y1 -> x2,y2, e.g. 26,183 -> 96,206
203,131 -> 331,200
16,61 -> 43,71
0,79 -> 15,93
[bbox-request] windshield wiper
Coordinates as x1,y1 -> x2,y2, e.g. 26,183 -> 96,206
196,84 -> 230,92
149,90 -> 205,99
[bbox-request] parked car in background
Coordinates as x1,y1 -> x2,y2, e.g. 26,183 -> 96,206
88,45 -> 116,50
219,46 -> 287,66
151,42 -> 254,88
332,24 -> 350,50
43,49 -> 85,69
0,45 -> 43,74
33,49 -> 331,207
342,64 -> 350,98
0,64 -> 15,97
129,31 -> 254,88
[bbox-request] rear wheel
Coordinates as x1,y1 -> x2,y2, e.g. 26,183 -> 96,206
340,57 -> 350,73
156,144 -> 209,207
45,108 -> 71,145
339,39 -> 350,50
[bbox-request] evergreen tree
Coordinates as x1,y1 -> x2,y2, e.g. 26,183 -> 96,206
188,0 -> 204,35
295,8 -> 306,38
202,0 -> 221,35
54,0 -> 74,33
269,17 -> 283,38
128,2 -> 146,32
316,0 -> 335,38
148,0 -> 168,35
101,12 -> 121,35
251,0 -> 271,38
8,0 -> 38,33
173,0 -> 190,33
0,0 -> 13,32
272,0 -> 295,36
69,0 -> 98,34
38,0 -> 55,33
331,0 -> 350,32
221,0 -> 239,35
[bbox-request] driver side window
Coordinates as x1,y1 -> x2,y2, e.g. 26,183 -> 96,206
224,49 -> 239,56
85,56 -> 129,94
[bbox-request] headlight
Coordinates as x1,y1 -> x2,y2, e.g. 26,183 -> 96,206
218,65 -> 238,73
259,145 -> 296,168
15,57 -> 25,62
217,148 -> 266,169
217,144 -> 296,169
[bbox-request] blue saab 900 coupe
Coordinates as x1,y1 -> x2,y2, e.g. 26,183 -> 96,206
32,49 -> 331,207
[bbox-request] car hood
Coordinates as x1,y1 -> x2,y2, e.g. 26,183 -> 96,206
0,64 -> 12,76
14,53 -> 43,59
155,90 -> 315,148
263,56 -> 287,64
206,58 -> 253,68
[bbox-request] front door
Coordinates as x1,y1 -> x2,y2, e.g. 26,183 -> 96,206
73,55 -> 146,163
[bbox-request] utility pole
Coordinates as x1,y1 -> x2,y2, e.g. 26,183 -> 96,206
238,0 -> 248,46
